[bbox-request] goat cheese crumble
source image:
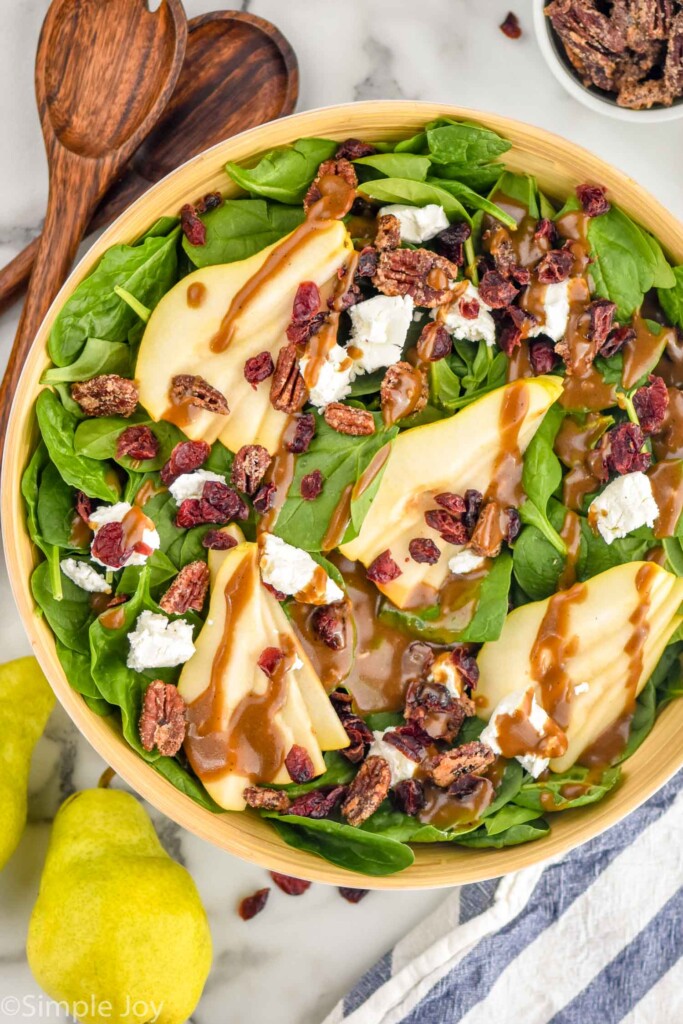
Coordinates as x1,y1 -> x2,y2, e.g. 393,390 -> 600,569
89,502 -> 160,569
126,610 -> 195,671
527,281 -> 570,342
480,687 -> 567,778
436,282 -> 496,347
366,728 -> 418,786
300,343 -> 354,410
448,547 -> 486,575
429,652 -> 465,699
60,558 -> 111,594
348,294 -> 414,373
260,534 -> 344,605
378,203 -> 449,244
169,469 -> 226,504
588,471 -> 659,545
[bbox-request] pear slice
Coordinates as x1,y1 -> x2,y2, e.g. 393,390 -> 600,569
476,561 -> 683,771
177,541 -> 348,810
136,220 -> 354,453
206,524 -> 245,582
339,376 -> 563,609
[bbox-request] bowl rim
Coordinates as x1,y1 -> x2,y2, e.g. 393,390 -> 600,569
4,99 -> 683,889
532,0 -> 683,124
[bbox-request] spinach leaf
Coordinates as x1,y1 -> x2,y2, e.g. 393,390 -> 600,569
74,415 -> 184,473
429,162 -> 505,193
484,760 -> 524,816
577,521 -> 653,580
263,813 -> 414,875
48,231 -> 179,366
136,216 -> 180,241
426,123 -> 511,166
663,536 -> 683,576
491,171 -> 540,219
359,177 -> 470,221
31,561 -> 95,655
56,641 -> 105,703
116,550 -> 178,597
452,816 -> 549,848
226,138 -> 338,204
142,491 -> 185,563
513,501 -> 574,600
429,357 -> 461,409
36,461 -> 84,549
429,344 -> 507,412
520,404 -> 567,556
427,178 -> 517,229
274,414 -> 397,552
354,153 -> 431,181
274,751 -> 356,797
364,711 -> 404,731
22,443 -> 50,555
36,390 -> 120,502
152,758 -> 223,813
182,199 -> 305,267
479,803 -> 541,837
41,338 -> 131,383
360,802 -> 480,843
658,265 -> 683,328
514,765 -> 621,812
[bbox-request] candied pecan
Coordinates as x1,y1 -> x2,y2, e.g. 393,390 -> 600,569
91,522 -> 130,569
304,157 -> 357,212
470,500 -> 508,557
254,482 -> 277,514
393,778 -> 426,816
243,786 -> 291,812
375,213 -> 402,251
231,444 -> 272,496
329,688 -> 354,714
289,785 -> 346,818
336,138 -> 376,160
588,299 -> 617,348
435,492 -> 466,515
381,361 -> 428,424
424,509 -> 469,546
312,603 -> 348,649
500,10 -> 522,37
170,374 -> 229,415
416,321 -> 452,362
180,203 -> 206,246
139,680 -> 186,757
270,344 -> 308,413
270,873 -> 312,896
324,403 -> 375,436
301,469 -> 324,500
529,338 -> 559,375
536,248 -> 575,284
285,412 -> 316,454
238,888 -> 270,921
576,183 -> 610,217
497,304 -> 537,356
160,440 -> 211,486
600,422 -> 650,475
478,269 -> 519,309
404,680 -> 468,744
434,221 -> 471,265
463,489 -> 483,532
71,375 -> 138,418
285,744 -> 315,784
372,248 -> 459,307
202,529 -> 238,550
257,647 -> 284,678
633,375 -> 669,434
384,722 -> 432,762
195,191 -> 223,214
425,741 -> 496,788
75,491 -> 92,523
329,689 -> 373,763
600,324 -> 636,359
356,245 -> 380,278
367,550 -> 402,584
159,561 -> 210,614
244,351 -> 275,389
535,218 -> 558,246
409,537 -> 441,564
339,887 -> 368,903
452,645 -> 480,690
341,755 -> 391,827
116,424 -> 159,461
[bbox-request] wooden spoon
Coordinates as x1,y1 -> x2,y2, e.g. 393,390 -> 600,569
0,11 -> 299,313
0,0 -> 187,450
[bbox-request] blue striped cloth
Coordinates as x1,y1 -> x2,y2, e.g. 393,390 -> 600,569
326,771 -> 683,1024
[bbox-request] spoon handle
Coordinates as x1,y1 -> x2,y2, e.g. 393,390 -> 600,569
0,240 -> 38,314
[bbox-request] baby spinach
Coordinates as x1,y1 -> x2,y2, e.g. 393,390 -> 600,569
41,338 -> 131,383
426,122 -> 511,166
31,561 -> 94,655
491,171 -> 541,219
226,138 -> 338,204
427,178 -> 517,229
360,802 -> 480,843
36,461 -> 84,550
36,390 -> 120,502
520,404 -> 567,556
577,520 -> 653,580
514,765 -> 621,813
430,162 -> 505,193
359,177 -> 470,221
153,758 -> 223,813
513,501 -> 574,600
116,550 -> 178,597
658,265 -> 683,328
142,491 -> 186,563
182,199 -> 305,268
74,415 -> 183,473
56,641 -> 105,703
49,230 -> 179,366
274,414 -> 397,552
430,342 -> 507,412
22,443 -> 49,556
263,813 -> 415,875
354,152 -> 431,181
452,815 -> 549,848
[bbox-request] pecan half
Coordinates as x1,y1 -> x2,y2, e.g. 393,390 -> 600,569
159,561 -> 210,614
243,786 -> 291,812
304,157 -> 357,213
374,213 -> 402,251
170,374 -> 229,415
380,361 -> 428,424
270,344 -> 308,413
323,403 -> 375,436
71,375 -> 138,418
231,444 -> 272,496
139,680 -> 186,757
341,755 -> 391,826
372,248 -> 459,307
425,741 -> 496,788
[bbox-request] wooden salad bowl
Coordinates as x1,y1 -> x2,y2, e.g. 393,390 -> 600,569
4,102 -> 683,888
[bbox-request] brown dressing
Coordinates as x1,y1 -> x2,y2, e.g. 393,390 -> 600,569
506,341 -> 534,381
320,445 -> 391,552
560,365 -> 617,412
555,413 -> 610,511
418,776 -> 494,830
655,330 -> 683,388
119,505 -> 156,554
186,281 -> 207,308
68,514 -> 92,549
558,509 -> 582,590
486,380 -> 530,506
652,387 -> 683,462
622,316 -> 675,391
555,207 -> 592,275
98,604 -> 126,630
133,478 -> 166,508
647,460 -> 683,539
494,688 -> 568,760
382,364 -> 426,426
257,420 -> 297,535
530,581 -> 588,728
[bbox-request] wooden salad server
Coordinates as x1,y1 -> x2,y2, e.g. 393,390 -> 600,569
0,0 -> 187,452
0,11 -> 298,313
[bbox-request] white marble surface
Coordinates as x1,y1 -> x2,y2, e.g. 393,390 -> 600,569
0,1 -> 681,1022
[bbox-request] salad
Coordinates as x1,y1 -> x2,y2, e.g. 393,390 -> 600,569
22,117 -> 683,877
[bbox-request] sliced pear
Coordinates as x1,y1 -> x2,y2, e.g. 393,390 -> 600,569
177,541 -> 348,810
136,220 -> 354,453
339,377 -> 563,609
207,524 -> 245,582
477,561 -> 683,771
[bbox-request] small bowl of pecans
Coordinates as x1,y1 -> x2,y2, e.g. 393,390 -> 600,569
533,0 -> 683,122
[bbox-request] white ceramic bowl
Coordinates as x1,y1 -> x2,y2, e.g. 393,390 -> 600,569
533,0 -> 683,123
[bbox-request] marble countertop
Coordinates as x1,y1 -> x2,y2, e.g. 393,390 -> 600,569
0,1 -> 681,1021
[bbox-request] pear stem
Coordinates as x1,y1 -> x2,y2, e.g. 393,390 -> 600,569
98,766 -> 116,789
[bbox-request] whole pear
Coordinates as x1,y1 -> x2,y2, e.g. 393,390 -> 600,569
27,789 -> 212,1024
0,656 -> 55,870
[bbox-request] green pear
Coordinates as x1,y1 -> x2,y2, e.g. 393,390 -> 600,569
27,789 -> 212,1024
0,656 -> 55,870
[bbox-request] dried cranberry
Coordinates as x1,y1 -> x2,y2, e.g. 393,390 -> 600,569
588,300 -> 617,347
291,281 -> 321,322
91,523 -> 130,569
424,509 -> 469,545
384,722 -> 431,762
600,325 -> 636,359
633,375 -> 669,435
500,11 -> 522,37
160,440 -> 211,486
416,321 -> 452,362
409,538 -> 441,564
262,581 -> 287,602
451,645 -> 480,690
301,469 -> 324,500
601,422 -> 651,476
312,604 -> 347,650
356,245 -> 379,278
434,492 -> 466,516
350,197 -> 376,218
238,888 -> 270,921
434,222 -> 471,265
576,184 -> 610,217
338,887 -> 368,904
254,482 -> 277,514
258,647 -> 284,678
366,550 -> 402,584
201,481 -> 249,522
460,299 -> 480,319
449,773 -> 485,799
285,744 -> 315,784
478,270 -> 519,308
75,491 -> 92,523
536,248 -> 574,284
510,264 -> 531,286
335,138 -> 377,160
195,191 -> 222,214
244,351 -> 275,389
288,785 -> 346,818
180,204 -> 206,246
534,218 -> 557,245
529,338 -> 559,375
285,413 -> 316,454
202,530 -> 237,550
504,507 -> 521,543
270,873 -> 312,896
116,425 -> 159,461
463,489 -> 483,532
393,778 -> 426,816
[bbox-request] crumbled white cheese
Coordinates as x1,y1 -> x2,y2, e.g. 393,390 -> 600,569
378,203 -> 450,244
169,469 -> 226,504
480,687 -> 566,778
260,534 -> 344,605
448,547 -> 486,575
527,281 -> 570,343
366,728 -> 418,787
60,558 -> 111,594
348,294 -> 414,373
429,652 -> 465,699
126,610 -> 195,671
588,471 -> 659,545
574,681 -> 590,696
89,502 -> 160,569
300,343 -> 354,410
436,282 -> 496,347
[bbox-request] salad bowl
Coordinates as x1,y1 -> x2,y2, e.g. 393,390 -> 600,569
4,100 -> 683,888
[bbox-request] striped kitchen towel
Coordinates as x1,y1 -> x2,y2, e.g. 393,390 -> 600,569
325,770 -> 683,1024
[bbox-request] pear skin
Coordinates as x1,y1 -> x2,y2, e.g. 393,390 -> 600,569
27,789 -> 212,1024
0,656 -> 55,870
